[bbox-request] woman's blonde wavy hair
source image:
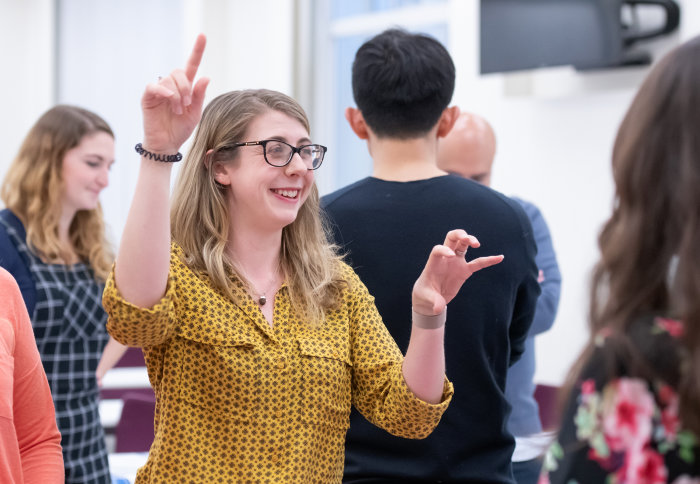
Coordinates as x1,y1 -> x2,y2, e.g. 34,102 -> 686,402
1,105 -> 114,281
171,89 -> 346,326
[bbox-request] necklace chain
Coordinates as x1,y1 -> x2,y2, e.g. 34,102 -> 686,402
237,264 -> 280,306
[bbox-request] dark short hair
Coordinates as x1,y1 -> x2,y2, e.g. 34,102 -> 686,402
351,28 -> 455,139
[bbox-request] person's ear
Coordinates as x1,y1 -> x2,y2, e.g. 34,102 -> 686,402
436,106 -> 461,138
203,149 -> 214,168
345,107 -> 370,140
212,161 -> 231,186
204,150 -> 230,186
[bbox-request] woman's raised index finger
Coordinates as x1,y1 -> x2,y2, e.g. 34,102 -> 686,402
185,34 -> 207,82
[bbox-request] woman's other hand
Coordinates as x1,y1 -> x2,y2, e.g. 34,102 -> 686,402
412,229 -> 503,316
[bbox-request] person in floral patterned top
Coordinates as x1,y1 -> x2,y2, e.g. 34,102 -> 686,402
543,316 -> 698,483
542,34 -> 700,484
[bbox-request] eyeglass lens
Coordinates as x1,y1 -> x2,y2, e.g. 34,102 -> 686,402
264,141 -> 324,169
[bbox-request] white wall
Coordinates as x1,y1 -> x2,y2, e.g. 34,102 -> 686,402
55,0 -> 187,251
0,0 -> 55,182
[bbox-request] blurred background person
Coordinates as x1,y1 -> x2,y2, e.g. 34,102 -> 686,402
0,266 -> 63,483
438,112 -> 562,484
543,34 -> 700,483
0,105 -> 127,483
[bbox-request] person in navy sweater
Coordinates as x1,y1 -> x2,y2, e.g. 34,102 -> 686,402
322,28 -> 540,483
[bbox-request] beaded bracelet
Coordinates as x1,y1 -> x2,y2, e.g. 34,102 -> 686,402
134,143 -> 183,162
412,307 -> 446,329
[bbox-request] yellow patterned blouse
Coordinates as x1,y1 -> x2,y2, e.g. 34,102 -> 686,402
103,244 -> 453,483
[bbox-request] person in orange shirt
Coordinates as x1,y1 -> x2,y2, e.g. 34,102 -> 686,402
0,267 -> 63,483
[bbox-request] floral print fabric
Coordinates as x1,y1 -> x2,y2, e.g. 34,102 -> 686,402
542,316 -> 699,484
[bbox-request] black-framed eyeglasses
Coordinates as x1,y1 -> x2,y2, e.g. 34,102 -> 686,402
224,139 -> 327,170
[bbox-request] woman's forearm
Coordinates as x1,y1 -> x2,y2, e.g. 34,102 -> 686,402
114,158 -> 173,307
402,320 -> 446,404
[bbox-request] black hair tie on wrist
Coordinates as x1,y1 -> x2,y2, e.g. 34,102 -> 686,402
135,143 -> 183,162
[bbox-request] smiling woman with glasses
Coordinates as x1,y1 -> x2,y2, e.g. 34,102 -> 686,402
103,34 -> 502,483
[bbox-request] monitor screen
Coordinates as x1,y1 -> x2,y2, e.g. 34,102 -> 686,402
480,0 -> 621,74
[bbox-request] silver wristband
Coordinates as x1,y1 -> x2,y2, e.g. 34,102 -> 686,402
412,307 -> 446,329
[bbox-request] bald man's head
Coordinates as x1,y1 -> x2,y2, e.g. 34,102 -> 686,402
437,112 -> 496,186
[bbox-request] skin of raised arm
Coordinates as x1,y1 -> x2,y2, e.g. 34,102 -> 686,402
114,34 -> 209,308
402,229 -> 503,403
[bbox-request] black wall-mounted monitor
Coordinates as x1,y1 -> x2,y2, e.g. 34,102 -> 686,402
480,0 -> 680,74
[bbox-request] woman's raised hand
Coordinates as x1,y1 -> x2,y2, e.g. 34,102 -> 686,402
412,229 -> 504,316
141,34 -> 210,155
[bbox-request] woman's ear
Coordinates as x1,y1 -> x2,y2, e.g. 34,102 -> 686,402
204,149 -> 214,167
212,161 -> 231,186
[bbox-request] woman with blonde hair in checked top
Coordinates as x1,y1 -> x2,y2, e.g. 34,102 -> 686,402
0,104 -> 128,483
104,34 -> 504,483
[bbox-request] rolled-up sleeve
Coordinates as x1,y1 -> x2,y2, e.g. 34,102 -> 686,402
345,266 -> 453,439
102,257 -> 178,348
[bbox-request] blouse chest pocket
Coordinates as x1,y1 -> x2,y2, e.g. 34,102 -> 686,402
176,326 -> 262,423
297,337 -> 353,430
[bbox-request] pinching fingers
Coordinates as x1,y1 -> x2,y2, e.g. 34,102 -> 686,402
454,235 -> 479,257
443,229 -> 468,249
444,229 -> 479,257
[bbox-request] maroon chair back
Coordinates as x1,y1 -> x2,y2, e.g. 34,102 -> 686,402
534,383 -> 562,431
116,347 -> 146,367
114,391 -> 156,453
